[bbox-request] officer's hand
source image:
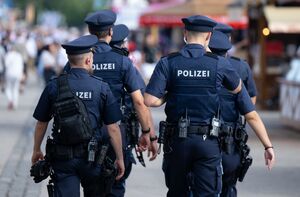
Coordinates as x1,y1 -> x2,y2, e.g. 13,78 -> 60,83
115,159 -> 125,181
148,140 -> 158,161
138,133 -> 150,152
264,148 -> 275,170
31,150 -> 44,165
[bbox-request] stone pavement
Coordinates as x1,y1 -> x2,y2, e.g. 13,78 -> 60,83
1,71 -> 300,197
0,71 -> 43,197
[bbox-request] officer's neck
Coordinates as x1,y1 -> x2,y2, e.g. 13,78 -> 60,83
98,36 -> 111,44
186,38 -> 206,46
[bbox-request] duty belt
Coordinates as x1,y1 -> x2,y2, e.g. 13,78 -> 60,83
167,125 -> 210,135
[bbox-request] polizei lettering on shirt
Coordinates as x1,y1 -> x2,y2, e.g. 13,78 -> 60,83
92,63 -> 115,70
76,91 -> 93,100
177,69 -> 210,78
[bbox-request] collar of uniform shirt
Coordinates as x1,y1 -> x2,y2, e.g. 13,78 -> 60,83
69,68 -> 89,75
95,40 -> 111,53
181,44 -> 206,58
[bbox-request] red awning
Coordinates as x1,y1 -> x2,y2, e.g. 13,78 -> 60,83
139,0 -> 248,29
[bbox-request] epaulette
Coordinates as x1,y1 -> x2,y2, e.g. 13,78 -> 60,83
166,52 -> 180,60
230,56 -> 241,61
90,75 -> 103,81
204,52 -> 218,60
111,46 -> 129,57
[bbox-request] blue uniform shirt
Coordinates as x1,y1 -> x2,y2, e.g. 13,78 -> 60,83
146,44 -> 241,124
123,67 -> 146,113
219,83 -> 255,122
33,68 -> 121,130
92,41 -> 144,104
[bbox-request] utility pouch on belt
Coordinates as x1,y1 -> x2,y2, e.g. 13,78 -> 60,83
52,74 -> 94,145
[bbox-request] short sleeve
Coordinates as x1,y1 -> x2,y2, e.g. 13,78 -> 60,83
123,57 -> 144,93
33,84 -> 54,122
217,57 -> 240,91
236,84 -> 255,115
145,58 -> 169,98
244,61 -> 257,97
135,68 -> 146,94
102,84 -> 122,125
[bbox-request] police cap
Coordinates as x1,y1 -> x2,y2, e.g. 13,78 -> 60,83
182,15 -> 217,32
85,10 -> 116,31
61,35 -> 98,55
209,30 -> 232,52
214,23 -> 233,35
111,24 -> 130,45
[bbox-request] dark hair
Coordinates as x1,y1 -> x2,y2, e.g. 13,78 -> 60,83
88,27 -> 110,39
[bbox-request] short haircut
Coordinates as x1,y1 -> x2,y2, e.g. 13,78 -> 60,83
88,27 -> 110,39
68,54 -> 85,66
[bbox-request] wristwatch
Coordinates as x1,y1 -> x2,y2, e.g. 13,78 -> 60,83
150,135 -> 158,142
142,127 -> 151,134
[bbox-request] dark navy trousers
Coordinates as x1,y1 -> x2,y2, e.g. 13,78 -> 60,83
221,144 -> 241,197
51,158 -> 102,197
104,123 -> 136,197
163,134 -> 222,197
107,149 -> 135,197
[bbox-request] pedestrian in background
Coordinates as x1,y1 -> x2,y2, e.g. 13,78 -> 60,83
4,44 -> 24,110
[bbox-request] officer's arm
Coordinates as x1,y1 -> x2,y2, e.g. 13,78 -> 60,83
32,121 -> 49,164
244,111 -> 275,169
107,123 -> 123,161
218,57 -> 242,94
106,123 -> 125,180
144,93 -> 166,107
131,90 -> 151,131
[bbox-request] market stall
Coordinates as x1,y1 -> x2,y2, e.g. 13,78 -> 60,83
247,5 -> 300,109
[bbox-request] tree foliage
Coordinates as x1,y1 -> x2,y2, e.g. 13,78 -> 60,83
14,0 -> 109,27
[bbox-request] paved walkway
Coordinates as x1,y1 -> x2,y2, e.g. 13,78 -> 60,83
0,71 -> 300,197
0,71 -> 43,197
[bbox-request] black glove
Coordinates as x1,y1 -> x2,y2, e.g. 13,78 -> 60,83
30,160 -> 52,183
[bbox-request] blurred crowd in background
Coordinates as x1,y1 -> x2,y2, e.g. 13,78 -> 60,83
1,0 -> 300,116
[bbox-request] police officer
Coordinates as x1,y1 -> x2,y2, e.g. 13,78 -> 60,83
106,23 -> 158,196
144,15 -> 275,197
209,28 -> 275,197
145,15 -> 241,197
31,35 -> 125,197
84,11 -> 158,196
214,23 -> 257,104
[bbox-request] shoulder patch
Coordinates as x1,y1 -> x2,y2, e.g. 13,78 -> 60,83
204,52 -> 218,60
166,52 -> 180,60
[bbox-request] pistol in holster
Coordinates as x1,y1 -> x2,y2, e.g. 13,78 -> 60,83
237,143 -> 252,182
221,124 -> 234,154
101,156 -> 118,194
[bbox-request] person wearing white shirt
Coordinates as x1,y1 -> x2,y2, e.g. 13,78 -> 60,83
4,44 -> 24,110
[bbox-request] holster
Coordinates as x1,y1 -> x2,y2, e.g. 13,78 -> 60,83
220,123 -> 235,154
100,157 -> 117,195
